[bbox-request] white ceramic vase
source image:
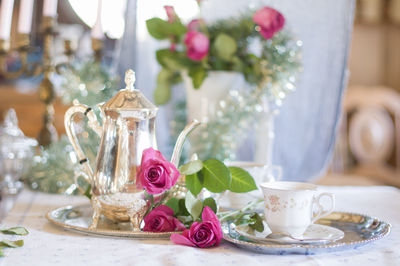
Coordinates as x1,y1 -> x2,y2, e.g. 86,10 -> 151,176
183,71 -> 245,123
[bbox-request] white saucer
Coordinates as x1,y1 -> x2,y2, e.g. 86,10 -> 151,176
235,222 -> 344,245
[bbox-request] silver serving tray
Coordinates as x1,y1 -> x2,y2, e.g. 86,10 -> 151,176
46,204 -> 174,239
223,211 -> 391,255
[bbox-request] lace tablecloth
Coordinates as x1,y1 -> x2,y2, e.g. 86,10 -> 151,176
0,186 -> 399,266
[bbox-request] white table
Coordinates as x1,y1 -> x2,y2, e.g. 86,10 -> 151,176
0,186 -> 399,266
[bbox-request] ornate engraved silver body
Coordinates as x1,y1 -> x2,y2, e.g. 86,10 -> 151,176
64,69 -> 199,231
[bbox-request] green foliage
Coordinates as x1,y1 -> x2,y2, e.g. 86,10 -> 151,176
155,158 -> 258,228
146,18 -> 187,40
248,213 -> 264,232
0,240 -> 24,248
185,191 -> 203,220
0,227 -> 28,257
202,197 -> 217,214
179,160 -> 203,175
228,167 -> 257,193
213,34 -> 237,61
202,159 -> 231,193
84,184 -> 92,200
0,227 -> 29,236
188,66 -> 207,89
165,197 -> 180,214
182,158 -> 257,195
146,18 -> 171,40
185,172 -> 203,196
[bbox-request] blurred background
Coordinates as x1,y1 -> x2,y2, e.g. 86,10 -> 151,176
0,0 -> 399,194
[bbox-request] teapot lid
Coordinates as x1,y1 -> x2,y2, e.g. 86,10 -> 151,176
102,70 -> 158,116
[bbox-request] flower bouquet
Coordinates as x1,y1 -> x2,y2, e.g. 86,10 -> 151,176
147,5 -> 301,104
137,147 -> 262,248
147,4 -> 302,161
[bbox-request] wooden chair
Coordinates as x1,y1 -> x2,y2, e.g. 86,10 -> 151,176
330,86 -> 400,187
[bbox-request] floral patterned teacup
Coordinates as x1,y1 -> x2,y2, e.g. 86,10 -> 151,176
260,181 -> 335,237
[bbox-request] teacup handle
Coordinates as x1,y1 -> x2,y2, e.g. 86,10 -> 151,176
311,192 -> 335,223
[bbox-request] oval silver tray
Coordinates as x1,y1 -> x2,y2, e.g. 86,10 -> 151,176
223,211 -> 391,255
46,204 -> 174,239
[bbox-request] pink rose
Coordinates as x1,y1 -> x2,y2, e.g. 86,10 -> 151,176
143,205 -> 186,232
184,31 -> 209,61
164,6 -> 177,23
253,7 -> 285,39
170,206 -> 223,248
138,148 -> 180,195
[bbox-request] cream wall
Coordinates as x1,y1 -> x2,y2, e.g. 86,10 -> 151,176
349,24 -> 400,90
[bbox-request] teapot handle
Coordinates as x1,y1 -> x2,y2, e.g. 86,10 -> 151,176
64,100 -> 102,185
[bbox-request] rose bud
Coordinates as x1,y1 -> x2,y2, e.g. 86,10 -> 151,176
253,7 -> 285,39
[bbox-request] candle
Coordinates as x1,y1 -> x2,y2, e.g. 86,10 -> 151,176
91,0 -> 104,39
43,0 -> 58,17
18,0 -> 34,34
0,0 -> 15,40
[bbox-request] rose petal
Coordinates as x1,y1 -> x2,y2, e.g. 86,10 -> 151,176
173,218 -> 186,231
153,205 -> 174,216
171,231 -> 196,247
202,206 -> 218,223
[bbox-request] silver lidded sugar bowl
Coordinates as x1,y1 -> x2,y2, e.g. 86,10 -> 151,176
64,69 -> 199,231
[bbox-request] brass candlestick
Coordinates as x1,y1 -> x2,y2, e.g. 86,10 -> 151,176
37,16 -> 57,146
0,16 -> 78,146
91,37 -> 103,62
0,16 -> 102,147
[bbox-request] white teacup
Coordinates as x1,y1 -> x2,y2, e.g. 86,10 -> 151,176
260,181 -> 335,237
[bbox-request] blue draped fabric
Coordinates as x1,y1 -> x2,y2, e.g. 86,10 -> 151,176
263,0 -> 355,181
116,0 -> 355,182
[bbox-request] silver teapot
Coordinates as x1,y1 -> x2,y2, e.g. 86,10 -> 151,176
64,69 -> 199,230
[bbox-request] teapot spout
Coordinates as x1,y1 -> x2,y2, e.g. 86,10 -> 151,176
171,120 -> 201,167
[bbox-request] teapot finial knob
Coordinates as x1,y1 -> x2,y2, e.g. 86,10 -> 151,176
125,69 -> 136,91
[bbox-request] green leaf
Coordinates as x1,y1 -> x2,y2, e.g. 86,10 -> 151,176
146,18 -> 170,40
213,33 -> 237,61
177,199 -> 190,216
0,240 -> 24,248
185,191 -> 203,220
165,198 -> 180,215
1,227 -> 29,236
228,167 -> 257,193
179,160 -> 203,175
169,21 -> 187,36
202,197 -> 217,214
84,184 -> 92,200
202,159 -> 231,193
0,248 -> 3,257
156,49 -> 187,71
185,172 -> 203,196
248,213 -> 264,232
188,66 -> 207,89
154,68 -> 178,105
154,83 -> 171,105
